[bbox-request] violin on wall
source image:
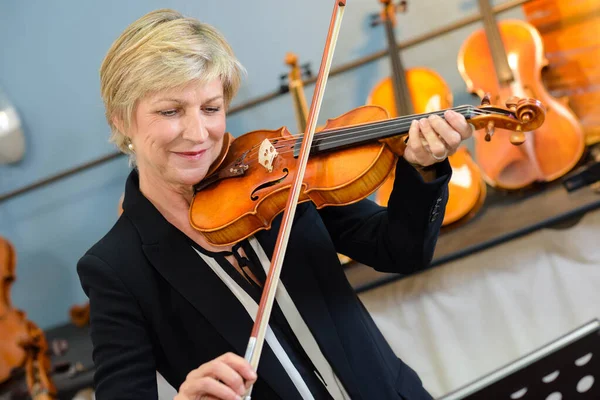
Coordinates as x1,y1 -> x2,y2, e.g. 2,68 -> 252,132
458,0 -> 585,190
366,0 -> 487,227
0,236 -> 59,399
522,0 -> 600,146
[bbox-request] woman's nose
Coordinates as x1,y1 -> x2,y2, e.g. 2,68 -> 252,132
182,111 -> 209,142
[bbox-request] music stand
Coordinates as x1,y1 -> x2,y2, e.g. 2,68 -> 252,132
437,319 -> 599,399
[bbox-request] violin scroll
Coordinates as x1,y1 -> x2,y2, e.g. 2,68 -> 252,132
470,93 -> 545,145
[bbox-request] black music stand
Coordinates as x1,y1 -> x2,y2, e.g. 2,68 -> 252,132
437,319 -> 599,399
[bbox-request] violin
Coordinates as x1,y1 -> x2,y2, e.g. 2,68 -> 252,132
366,0 -> 486,227
522,0 -> 600,146
0,236 -> 59,399
457,0 -> 585,190
190,94 -> 545,247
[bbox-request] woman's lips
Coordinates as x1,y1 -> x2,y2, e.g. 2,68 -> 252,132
174,150 -> 206,160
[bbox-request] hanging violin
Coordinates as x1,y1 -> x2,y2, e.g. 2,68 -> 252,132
522,0 -> 600,146
366,0 -> 486,227
0,236 -> 59,399
457,0 -> 585,190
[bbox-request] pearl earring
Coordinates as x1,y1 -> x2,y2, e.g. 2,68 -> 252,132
127,142 -> 134,152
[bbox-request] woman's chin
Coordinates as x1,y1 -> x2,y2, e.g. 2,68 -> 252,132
174,168 -> 209,187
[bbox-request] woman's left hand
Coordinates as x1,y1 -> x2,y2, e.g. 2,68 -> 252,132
403,109 -> 473,167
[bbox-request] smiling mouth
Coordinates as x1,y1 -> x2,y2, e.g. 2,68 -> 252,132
174,150 -> 206,159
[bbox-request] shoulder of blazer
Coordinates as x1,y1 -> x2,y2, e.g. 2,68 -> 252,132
80,213 -> 153,287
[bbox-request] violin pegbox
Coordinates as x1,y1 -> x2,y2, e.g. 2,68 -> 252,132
471,93 -> 546,146
259,138 -> 278,173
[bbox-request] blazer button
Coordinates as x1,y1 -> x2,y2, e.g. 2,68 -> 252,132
430,212 -> 439,222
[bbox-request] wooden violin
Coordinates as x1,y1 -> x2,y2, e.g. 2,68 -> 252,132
458,0 -> 585,190
0,236 -> 59,399
366,0 -> 486,227
523,0 -> 600,146
190,95 -> 545,247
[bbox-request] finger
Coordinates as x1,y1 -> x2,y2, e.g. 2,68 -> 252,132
427,114 -> 461,155
419,118 -> 448,159
219,353 -> 257,384
182,377 -> 240,400
444,109 -> 473,140
200,361 -> 246,396
405,120 -> 431,166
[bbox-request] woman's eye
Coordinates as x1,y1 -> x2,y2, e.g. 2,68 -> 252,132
159,109 -> 178,117
204,107 -> 220,113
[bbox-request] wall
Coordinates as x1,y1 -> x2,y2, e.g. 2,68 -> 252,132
0,0 -> 525,330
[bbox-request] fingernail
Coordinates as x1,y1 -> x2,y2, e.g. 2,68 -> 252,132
419,118 -> 427,127
445,110 -> 457,119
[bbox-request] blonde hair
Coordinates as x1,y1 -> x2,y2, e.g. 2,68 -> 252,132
99,9 -> 245,160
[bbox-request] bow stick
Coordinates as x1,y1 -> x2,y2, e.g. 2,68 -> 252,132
242,1 -> 346,398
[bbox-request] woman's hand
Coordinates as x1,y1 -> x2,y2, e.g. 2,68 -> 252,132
403,110 -> 473,167
174,352 -> 257,400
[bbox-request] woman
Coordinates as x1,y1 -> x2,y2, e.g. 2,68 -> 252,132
78,8 -> 472,400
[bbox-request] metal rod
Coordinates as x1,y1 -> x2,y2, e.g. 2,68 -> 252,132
0,151 -> 123,203
0,0 -> 531,203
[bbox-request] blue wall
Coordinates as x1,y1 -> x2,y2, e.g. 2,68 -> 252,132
0,0 -> 525,330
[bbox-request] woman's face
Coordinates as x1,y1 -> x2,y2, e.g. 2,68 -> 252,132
127,78 -> 227,189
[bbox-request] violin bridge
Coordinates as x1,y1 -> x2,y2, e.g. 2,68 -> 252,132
259,139 -> 278,173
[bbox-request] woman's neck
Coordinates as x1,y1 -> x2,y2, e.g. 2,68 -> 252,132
137,168 -> 233,253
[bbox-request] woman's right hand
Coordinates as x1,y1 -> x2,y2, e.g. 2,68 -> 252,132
174,352 -> 257,400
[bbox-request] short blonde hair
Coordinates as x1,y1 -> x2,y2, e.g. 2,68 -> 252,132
100,9 -> 245,158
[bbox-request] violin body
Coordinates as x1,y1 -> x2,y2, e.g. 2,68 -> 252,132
191,105 -> 397,246
523,0 -> 600,146
458,19 -> 585,190
0,237 -> 58,399
367,68 -> 487,226
0,238 -> 29,385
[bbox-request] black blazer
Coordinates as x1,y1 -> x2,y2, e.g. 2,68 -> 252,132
77,157 -> 451,400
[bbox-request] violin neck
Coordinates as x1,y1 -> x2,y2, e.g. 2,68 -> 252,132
383,11 -> 413,115
478,0 -> 514,85
295,105 -> 477,156
289,79 -> 309,133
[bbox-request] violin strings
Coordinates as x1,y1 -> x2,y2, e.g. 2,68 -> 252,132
242,107 -> 503,168
242,108 -> 494,164
242,106 -> 496,161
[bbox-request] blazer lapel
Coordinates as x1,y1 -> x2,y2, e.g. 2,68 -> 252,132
122,170 -> 301,400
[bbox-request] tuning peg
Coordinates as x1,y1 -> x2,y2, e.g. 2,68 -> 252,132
505,96 -> 519,112
302,62 -> 313,78
481,93 -> 492,106
485,120 -> 495,142
510,132 -> 525,145
369,13 -> 382,27
396,0 -> 408,13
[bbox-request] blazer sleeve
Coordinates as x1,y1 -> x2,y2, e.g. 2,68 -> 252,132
77,253 -> 159,400
318,156 -> 451,274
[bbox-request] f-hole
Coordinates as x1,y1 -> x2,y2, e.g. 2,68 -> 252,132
251,168 -> 289,201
